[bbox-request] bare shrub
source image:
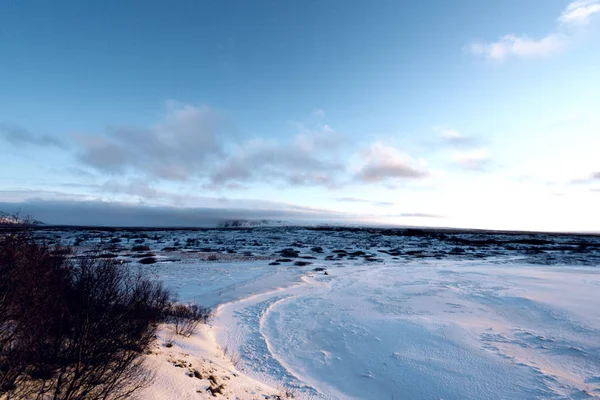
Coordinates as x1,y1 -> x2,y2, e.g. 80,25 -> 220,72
0,229 -> 172,400
274,385 -> 297,399
166,303 -> 211,337
220,338 -> 242,369
224,346 -> 242,368
164,332 -> 175,348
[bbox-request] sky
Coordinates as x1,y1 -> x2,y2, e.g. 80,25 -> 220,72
1,0 -> 600,231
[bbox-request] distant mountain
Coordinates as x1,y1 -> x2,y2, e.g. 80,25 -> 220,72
217,219 -> 288,228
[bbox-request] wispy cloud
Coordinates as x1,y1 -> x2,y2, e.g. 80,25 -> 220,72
355,142 -> 428,183
337,197 -> 369,203
336,197 -> 395,207
374,201 -> 395,207
7,102 -> 434,190
559,0 -> 600,25
72,102 -> 224,180
466,0 -> 599,60
435,126 -> 480,147
0,123 -> 66,148
210,125 -> 347,188
435,126 -> 490,170
466,34 -> 566,60
570,171 -> 600,184
452,148 -> 490,171
68,103 -> 351,188
101,180 -> 159,199
398,213 -> 445,219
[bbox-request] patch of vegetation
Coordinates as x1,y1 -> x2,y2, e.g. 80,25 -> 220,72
166,304 -> 211,337
0,230 -> 171,399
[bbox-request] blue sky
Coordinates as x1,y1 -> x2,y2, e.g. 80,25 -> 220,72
1,0 -> 600,230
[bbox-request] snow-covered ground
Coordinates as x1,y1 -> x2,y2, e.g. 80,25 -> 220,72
32,226 -> 600,399
215,261 -> 600,399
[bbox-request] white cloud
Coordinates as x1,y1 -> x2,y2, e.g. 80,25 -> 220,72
467,33 -> 566,60
72,103 -> 348,187
0,123 -> 66,148
294,123 -> 346,153
210,123 -> 348,188
312,109 -> 326,119
355,142 -> 428,183
34,102 -> 436,189
466,0 -> 600,60
73,102 -> 224,180
434,126 -> 479,147
452,148 -> 490,170
571,171 -> 600,184
336,197 -> 396,207
438,127 -> 462,140
559,0 -> 600,25
101,180 -> 158,199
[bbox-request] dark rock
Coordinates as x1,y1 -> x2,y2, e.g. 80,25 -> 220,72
279,248 -> 300,258
133,252 -> 155,258
131,245 -> 151,252
350,250 -> 366,256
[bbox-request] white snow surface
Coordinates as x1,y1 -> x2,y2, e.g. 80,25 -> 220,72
37,227 -> 600,399
152,258 -> 600,399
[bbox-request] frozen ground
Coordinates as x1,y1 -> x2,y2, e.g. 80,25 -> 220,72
216,262 -> 600,399
25,226 -> 600,399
